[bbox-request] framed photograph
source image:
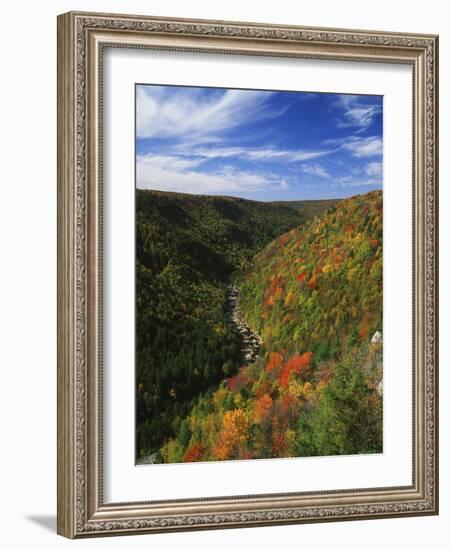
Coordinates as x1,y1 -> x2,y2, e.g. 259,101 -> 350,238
57,11 -> 439,538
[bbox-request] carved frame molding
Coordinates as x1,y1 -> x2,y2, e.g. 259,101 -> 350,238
57,11 -> 438,538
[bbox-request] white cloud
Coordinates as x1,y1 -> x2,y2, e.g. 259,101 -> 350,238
138,154 -> 204,171
301,163 -> 330,178
336,96 -> 382,130
340,136 -> 383,158
136,154 -> 288,195
365,161 -> 383,177
136,86 -> 277,141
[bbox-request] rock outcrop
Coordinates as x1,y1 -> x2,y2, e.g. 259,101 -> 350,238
371,331 -> 382,345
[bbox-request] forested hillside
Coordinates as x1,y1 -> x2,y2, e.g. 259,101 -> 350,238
239,190 -> 382,361
136,190 -> 335,460
159,191 -> 383,462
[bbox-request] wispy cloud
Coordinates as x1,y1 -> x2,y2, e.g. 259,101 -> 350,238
136,86 -> 281,142
138,155 -> 204,171
136,153 -> 288,195
301,163 -> 330,178
342,136 -> 383,157
176,145 -> 333,163
336,96 -> 382,131
324,136 -> 382,158
136,86 -> 383,200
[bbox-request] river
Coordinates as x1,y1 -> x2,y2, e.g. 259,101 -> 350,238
225,284 -> 262,365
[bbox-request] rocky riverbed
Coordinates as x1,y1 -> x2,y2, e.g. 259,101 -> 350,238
226,284 -> 262,365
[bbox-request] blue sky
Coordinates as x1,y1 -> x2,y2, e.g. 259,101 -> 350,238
136,84 -> 382,201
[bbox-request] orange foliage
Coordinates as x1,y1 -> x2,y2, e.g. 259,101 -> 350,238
333,255 -> 342,267
279,351 -> 313,388
253,394 -> 273,423
296,271 -> 307,283
255,380 -> 271,398
266,352 -> 284,372
345,223 -> 356,234
184,442 -> 205,462
264,276 -> 284,308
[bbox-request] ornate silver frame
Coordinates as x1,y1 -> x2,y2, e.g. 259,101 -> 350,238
57,11 -> 439,538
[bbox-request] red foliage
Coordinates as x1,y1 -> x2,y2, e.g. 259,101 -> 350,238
307,276 -> 318,290
279,394 -> 296,416
271,419 -> 289,457
227,368 -> 250,393
358,324 -> 369,341
296,271 -> 307,283
240,450 -> 255,460
184,442 -> 205,462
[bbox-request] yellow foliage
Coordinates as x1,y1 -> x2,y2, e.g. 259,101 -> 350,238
212,409 -> 249,460
212,387 -> 228,409
302,381 -> 314,400
288,379 -> 303,398
234,393 -> 244,407
285,428 -> 297,452
284,290 -> 295,307
347,267 -> 358,283
160,439 -> 182,464
202,413 -> 219,440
